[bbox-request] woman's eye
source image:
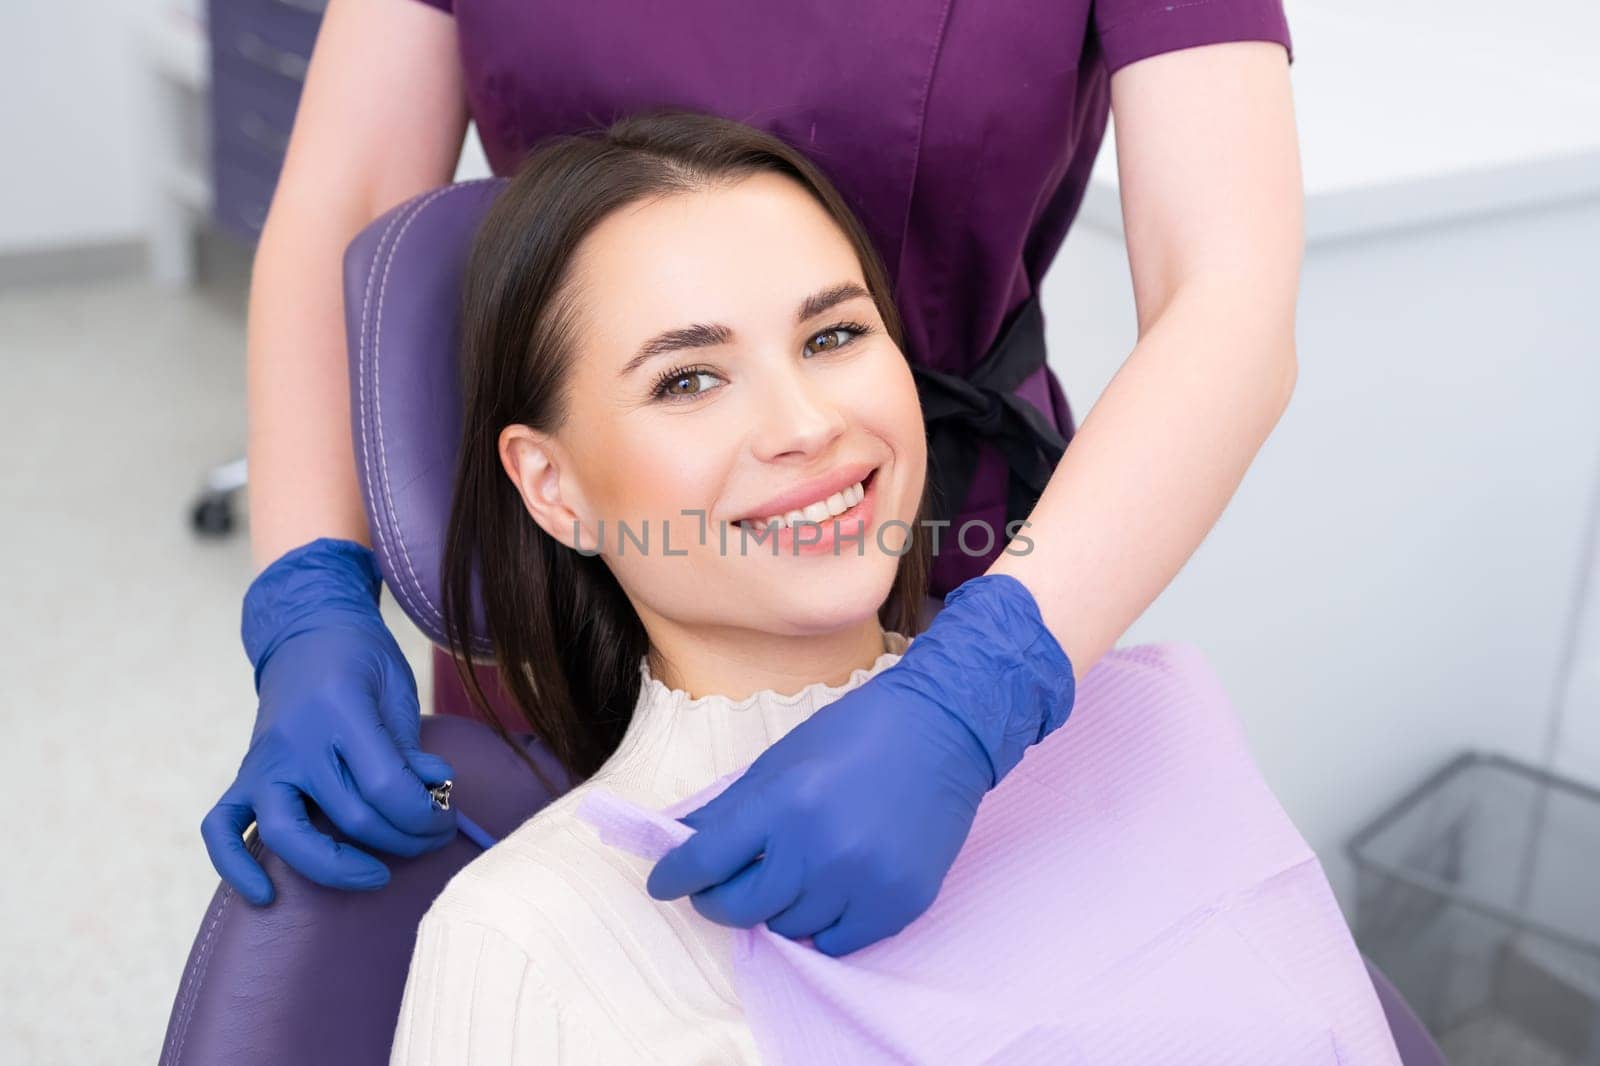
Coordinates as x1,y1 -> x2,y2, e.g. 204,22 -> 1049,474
804,323 -> 869,356
652,321 -> 875,402
652,367 -> 720,401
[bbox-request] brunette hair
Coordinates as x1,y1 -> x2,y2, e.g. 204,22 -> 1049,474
439,108 -> 932,787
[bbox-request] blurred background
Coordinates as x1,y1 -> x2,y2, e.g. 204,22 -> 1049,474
1,0 -> 1596,1063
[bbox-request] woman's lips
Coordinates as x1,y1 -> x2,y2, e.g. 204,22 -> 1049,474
735,467 -> 880,557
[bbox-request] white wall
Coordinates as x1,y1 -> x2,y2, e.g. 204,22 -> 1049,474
0,0 -> 489,261
1045,0 -> 1600,912
1322,0 -> 1598,75
0,2 -> 150,255
1553,495 -> 1600,786
1045,196 -> 1600,906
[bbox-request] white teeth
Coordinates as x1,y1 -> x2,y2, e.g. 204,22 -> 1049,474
740,478 -> 867,532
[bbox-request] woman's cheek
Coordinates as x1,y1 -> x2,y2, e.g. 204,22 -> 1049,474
865,352 -> 928,520
608,440 -> 721,540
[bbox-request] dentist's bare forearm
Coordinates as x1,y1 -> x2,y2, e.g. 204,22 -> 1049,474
241,0 -> 470,573
244,200 -> 378,572
989,284 -> 1298,679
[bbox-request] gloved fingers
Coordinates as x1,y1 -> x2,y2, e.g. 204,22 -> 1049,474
404,750 -> 455,789
334,713 -> 455,838
373,655 -> 454,787
765,885 -> 849,942
646,784 -> 768,901
254,780 -> 391,891
200,786 -> 274,906
809,900 -> 880,958
310,756 -> 457,858
687,842 -> 804,929
374,644 -> 425,742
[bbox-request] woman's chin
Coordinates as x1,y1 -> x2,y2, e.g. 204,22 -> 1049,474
757,559 -> 899,627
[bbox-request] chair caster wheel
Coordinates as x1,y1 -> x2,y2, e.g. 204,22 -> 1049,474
191,493 -> 235,537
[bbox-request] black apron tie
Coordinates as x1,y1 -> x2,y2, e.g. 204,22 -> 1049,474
910,292 -> 1069,535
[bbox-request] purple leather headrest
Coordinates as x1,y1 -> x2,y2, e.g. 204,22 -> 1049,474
343,179 -> 508,653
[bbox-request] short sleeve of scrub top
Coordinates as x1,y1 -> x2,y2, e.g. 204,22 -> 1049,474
395,0 -> 1293,594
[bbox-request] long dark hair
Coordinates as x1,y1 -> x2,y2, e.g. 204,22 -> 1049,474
440,108 -> 932,788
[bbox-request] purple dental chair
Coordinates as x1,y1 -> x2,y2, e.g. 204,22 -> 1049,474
160,181 -> 1446,1066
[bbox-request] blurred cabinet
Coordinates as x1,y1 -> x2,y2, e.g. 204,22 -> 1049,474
139,0 -> 487,285
136,0 -> 323,286
137,3 -> 210,287
207,0 -> 326,244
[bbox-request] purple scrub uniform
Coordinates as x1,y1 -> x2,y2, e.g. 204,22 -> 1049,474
408,0 -> 1293,719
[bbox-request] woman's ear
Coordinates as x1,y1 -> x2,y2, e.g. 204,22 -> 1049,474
498,425 -> 597,552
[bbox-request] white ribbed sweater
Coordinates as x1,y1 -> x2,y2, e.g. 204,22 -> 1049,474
390,630 -> 912,1066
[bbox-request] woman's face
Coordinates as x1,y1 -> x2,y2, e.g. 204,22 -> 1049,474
500,171 -> 926,639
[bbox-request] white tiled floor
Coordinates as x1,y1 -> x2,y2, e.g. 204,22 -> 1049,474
0,253 -> 433,1065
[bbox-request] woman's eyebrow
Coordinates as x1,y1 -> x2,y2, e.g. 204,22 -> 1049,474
618,281 -> 872,379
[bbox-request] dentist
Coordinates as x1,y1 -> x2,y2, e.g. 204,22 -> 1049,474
203,0 -> 1301,958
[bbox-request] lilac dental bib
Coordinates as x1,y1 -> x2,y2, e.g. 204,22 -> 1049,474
576,642 -> 1401,1065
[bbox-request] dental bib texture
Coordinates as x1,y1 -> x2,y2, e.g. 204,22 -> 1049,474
576,642 -> 1402,1065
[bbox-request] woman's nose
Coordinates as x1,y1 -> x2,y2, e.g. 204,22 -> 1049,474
747,359 -> 849,460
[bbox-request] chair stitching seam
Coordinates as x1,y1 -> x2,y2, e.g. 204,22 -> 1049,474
363,179 -> 499,635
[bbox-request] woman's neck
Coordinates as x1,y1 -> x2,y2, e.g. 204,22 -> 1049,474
639,615 -> 889,701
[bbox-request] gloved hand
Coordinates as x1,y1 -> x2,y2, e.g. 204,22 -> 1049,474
646,572 -> 1075,956
201,537 -> 458,905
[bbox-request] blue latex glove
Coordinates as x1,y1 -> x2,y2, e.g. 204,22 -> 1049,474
646,572 -> 1075,956
200,537 -> 457,905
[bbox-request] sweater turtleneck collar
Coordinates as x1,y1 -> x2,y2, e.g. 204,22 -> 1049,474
590,630 -> 911,805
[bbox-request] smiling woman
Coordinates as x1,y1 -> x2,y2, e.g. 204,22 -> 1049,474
439,108 -> 936,786
396,107 -> 945,1062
